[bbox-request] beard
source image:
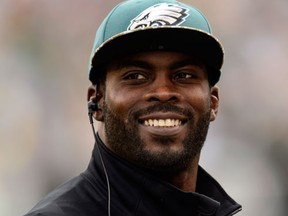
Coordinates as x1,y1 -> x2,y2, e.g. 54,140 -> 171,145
103,101 -> 211,174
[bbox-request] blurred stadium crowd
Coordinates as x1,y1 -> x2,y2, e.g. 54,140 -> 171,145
0,0 -> 287,215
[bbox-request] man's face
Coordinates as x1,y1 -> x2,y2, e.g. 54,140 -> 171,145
100,51 -> 219,173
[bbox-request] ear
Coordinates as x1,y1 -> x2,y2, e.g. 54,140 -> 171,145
87,84 -> 104,121
210,86 -> 219,122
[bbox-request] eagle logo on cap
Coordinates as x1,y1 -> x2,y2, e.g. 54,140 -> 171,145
127,3 -> 189,30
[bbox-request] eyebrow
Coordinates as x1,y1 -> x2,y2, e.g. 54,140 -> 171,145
169,59 -> 205,70
109,60 -> 153,71
109,58 -> 205,71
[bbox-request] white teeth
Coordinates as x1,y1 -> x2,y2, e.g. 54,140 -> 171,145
154,119 -> 159,126
171,119 -> 175,126
166,119 -> 172,126
144,119 -> 182,127
175,119 -> 179,126
158,119 -> 165,127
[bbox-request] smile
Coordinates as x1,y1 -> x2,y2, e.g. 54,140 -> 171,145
144,119 -> 182,127
138,111 -> 188,130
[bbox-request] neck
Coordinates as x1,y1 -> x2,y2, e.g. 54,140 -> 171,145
159,155 -> 200,192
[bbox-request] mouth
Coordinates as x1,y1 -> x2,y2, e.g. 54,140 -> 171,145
142,119 -> 184,127
138,112 -> 188,128
137,112 -> 190,140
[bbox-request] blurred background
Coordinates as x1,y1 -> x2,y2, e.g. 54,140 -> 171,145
0,0 -> 287,215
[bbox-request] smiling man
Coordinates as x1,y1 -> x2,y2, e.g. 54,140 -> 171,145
26,0 -> 242,215
93,51 -> 215,178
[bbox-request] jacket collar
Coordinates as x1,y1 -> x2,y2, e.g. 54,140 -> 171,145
86,134 -> 241,216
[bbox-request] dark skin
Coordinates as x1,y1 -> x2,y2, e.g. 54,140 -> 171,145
87,51 -> 219,192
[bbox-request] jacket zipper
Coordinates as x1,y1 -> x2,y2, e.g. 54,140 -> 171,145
228,207 -> 242,216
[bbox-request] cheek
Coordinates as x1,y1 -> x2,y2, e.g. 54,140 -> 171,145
186,89 -> 212,117
105,85 -> 140,117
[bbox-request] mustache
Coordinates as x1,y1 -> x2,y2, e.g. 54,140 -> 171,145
131,103 -> 194,120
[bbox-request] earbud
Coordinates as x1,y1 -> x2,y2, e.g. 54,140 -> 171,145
88,101 -> 98,124
88,94 -> 111,216
88,100 -> 98,112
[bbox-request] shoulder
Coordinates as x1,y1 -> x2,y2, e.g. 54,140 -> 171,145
24,174 -> 107,216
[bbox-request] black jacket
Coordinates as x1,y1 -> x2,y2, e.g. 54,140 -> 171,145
25,134 -> 242,216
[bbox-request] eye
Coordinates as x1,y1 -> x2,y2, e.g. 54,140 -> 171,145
174,72 -> 198,80
135,24 -> 147,29
150,20 -> 166,26
141,14 -> 149,20
123,72 -> 147,80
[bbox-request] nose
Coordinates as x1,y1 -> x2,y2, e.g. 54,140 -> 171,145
144,76 -> 182,102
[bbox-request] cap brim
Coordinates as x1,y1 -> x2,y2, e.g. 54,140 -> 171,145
90,26 -> 224,85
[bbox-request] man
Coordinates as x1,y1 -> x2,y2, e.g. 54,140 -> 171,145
26,0 -> 242,215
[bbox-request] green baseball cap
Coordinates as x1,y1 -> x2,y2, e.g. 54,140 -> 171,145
89,0 -> 224,85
